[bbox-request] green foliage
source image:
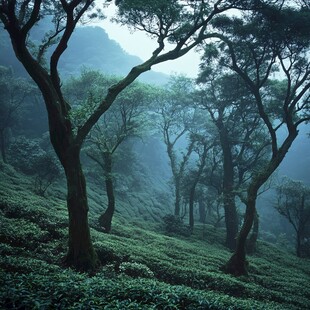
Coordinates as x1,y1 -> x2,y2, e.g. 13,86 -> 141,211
33,152 -> 61,196
119,262 -> 154,278
1,162 -> 310,310
162,214 -> 191,237
7,136 -> 43,174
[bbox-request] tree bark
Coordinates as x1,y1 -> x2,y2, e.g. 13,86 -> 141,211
218,121 -> 238,250
63,149 -> 99,270
222,192 -> 256,276
246,210 -> 259,254
189,186 -> 195,232
198,198 -> 206,223
174,179 -> 181,216
99,152 -> 115,233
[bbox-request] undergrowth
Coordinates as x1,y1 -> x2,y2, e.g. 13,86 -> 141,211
0,163 -> 310,309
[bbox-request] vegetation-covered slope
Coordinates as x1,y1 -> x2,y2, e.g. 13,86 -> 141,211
1,162 -> 310,309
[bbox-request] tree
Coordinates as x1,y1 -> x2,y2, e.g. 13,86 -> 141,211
83,74 -> 152,233
208,3 -> 310,275
187,136 -> 211,233
196,70 -> 270,250
155,76 -> 197,216
275,177 -> 310,257
0,66 -> 33,163
0,0 -> 241,270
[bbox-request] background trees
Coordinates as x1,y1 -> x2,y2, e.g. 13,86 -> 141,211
155,76 -> 197,217
275,177 -> 310,258
0,66 -> 34,163
0,0 -> 241,270
0,0 -> 309,283
207,3 -> 310,275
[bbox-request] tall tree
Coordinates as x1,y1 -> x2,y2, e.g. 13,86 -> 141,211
85,77 -> 152,232
196,70 -> 269,250
209,3 -> 310,275
155,76 -> 196,216
0,0 -> 241,270
187,134 -> 213,233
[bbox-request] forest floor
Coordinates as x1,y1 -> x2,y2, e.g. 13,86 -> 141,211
0,162 -> 310,310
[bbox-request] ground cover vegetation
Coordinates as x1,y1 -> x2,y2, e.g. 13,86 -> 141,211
1,164 -> 310,309
0,0 -> 310,308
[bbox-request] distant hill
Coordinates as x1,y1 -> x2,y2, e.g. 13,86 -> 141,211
0,25 -> 169,85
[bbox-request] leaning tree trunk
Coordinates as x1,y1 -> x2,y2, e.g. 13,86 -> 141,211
222,191 -> 257,276
63,148 -> 99,270
222,133 -> 297,276
99,152 -> 115,233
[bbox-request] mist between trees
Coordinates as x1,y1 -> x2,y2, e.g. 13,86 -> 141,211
0,0 -> 309,279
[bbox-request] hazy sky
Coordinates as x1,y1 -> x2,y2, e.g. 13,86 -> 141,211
98,3 -> 201,78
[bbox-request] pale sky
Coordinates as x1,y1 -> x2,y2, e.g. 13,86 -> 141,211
97,3 -> 201,78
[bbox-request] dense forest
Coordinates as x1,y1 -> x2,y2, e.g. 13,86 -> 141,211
1,1 -> 310,309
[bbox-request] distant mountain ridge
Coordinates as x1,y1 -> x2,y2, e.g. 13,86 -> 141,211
0,25 -> 169,85
60,26 -> 169,84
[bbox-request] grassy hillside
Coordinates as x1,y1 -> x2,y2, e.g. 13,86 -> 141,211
1,162 -> 310,310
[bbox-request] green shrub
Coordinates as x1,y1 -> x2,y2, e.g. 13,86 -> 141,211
119,262 -> 154,279
162,214 -> 191,237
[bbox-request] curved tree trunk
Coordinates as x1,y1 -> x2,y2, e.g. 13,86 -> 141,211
99,152 -> 115,233
223,132 -> 297,276
222,192 -> 257,276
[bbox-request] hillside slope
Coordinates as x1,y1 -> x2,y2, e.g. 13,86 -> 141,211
0,25 -> 169,85
1,162 -> 310,309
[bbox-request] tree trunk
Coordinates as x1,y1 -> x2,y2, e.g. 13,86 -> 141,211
63,150 -> 99,271
296,231 -> 302,257
174,180 -> 181,216
189,186 -> 195,232
222,193 -> 257,276
0,130 -> 6,163
219,122 -> 238,250
198,199 -> 206,223
224,193 -> 239,250
246,210 -> 259,254
99,152 -> 115,233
